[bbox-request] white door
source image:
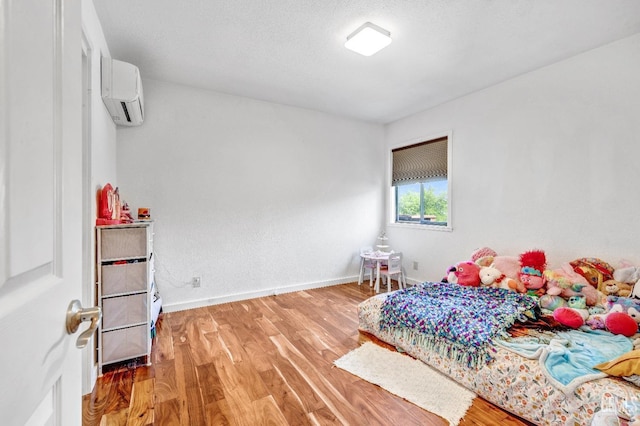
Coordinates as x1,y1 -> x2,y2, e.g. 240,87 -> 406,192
0,0 -> 86,425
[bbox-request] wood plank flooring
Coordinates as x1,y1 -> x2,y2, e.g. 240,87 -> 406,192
82,282 -> 534,425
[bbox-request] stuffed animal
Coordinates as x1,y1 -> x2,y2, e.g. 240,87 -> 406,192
598,296 -> 640,336
613,266 -> 640,284
566,295 -> 590,320
607,296 -> 640,324
519,250 -> 547,297
478,265 -> 501,287
470,247 -> 498,265
453,261 -> 481,287
585,312 -> 608,330
614,266 -> 640,299
553,306 -> 590,329
585,312 -> 639,337
479,264 -> 524,292
569,257 -> 615,292
443,265 -> 457,283
538,294 -> 567,312
490,256 -> 521,280
584,305 -> 609,329
544,263 -> 600,306
443,261 -> 481,286
555,298 -> 638,336
602,279 -> 634,298
568,295 -> 588,309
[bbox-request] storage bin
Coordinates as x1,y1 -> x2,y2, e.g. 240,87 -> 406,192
100,226 -> 147,260
101,261 -> 147,296
101,324 -> 148,364
102,293 -> 148,330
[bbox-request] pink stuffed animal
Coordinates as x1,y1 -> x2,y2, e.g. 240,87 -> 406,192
544,263 -> 600,306
490,256 -> 521,280
452,261 -> 481,287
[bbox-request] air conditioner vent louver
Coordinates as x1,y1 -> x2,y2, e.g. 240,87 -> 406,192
120,102 -> 131,123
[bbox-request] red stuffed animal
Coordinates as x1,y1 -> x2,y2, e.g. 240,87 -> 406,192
452,261 -> 481,287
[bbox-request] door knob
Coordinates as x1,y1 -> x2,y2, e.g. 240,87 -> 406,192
66,300 -> 102,349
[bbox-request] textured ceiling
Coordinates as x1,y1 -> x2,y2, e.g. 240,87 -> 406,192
93,0 -> 640,124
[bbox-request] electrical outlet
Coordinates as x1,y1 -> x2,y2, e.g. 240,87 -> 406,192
413,261 -> 419,271
192,276 -> 201,288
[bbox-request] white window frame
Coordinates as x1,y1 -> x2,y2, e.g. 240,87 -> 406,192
387,130 -> 453,232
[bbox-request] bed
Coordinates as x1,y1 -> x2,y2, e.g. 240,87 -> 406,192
357,281 -> 640,426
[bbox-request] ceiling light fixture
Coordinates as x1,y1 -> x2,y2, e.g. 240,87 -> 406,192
344,22 -> 392,57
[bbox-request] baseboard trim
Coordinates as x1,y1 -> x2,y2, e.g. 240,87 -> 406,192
162,276 -> 360,313
405,277 -> 423,286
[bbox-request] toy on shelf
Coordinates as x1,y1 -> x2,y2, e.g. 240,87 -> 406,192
96,183 -> 134,225
138,207 -> 151,220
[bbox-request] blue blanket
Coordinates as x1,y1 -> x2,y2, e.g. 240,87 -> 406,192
496,328 -> 632,394
379,281 -> 538,368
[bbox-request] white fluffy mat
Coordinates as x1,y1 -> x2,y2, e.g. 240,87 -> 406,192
334,342 -> 475,425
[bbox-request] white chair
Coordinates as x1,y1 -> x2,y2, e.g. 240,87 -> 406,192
378,252 -> 406,292
359,246 -> 376,287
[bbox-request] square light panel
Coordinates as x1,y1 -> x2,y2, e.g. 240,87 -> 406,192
345,22 -> 392,57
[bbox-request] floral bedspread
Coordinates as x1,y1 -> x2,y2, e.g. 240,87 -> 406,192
359,291 -> 640,426
379,282 -> 538,368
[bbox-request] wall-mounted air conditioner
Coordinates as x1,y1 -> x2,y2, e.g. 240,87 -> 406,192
101,57 -> 144,126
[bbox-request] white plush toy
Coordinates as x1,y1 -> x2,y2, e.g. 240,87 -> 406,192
479,264 -> 524,292
614,266 -> 640,299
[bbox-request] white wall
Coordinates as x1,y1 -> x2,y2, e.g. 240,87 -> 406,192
82,0 -> 117,203
386,33 -> 640,284
116,80 -> 385,311
81,0 -> 118,395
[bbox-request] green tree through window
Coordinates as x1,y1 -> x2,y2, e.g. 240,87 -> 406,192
396,181 -> 447,224
398,191 -> 419,216
423,185 -> 447,222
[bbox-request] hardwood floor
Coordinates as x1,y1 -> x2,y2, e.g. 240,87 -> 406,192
83,282 -> 534,425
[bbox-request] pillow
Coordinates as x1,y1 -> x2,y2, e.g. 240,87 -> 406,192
605,312 -> 639,337
594,350 -> 640,376
569,257 -> 615,291
553,307 -> 585,329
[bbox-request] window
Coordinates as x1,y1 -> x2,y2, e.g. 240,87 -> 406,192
391,135 -> 450,228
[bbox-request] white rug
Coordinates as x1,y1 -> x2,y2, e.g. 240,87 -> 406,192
334,342 -> 475,425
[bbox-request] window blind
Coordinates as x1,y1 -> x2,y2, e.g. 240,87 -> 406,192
391,137 -> 448,186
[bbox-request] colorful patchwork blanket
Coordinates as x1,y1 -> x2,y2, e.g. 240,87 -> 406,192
379,281 -> 539,368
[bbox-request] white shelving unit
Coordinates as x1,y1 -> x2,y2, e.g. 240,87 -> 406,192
96,222 -> 154,375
